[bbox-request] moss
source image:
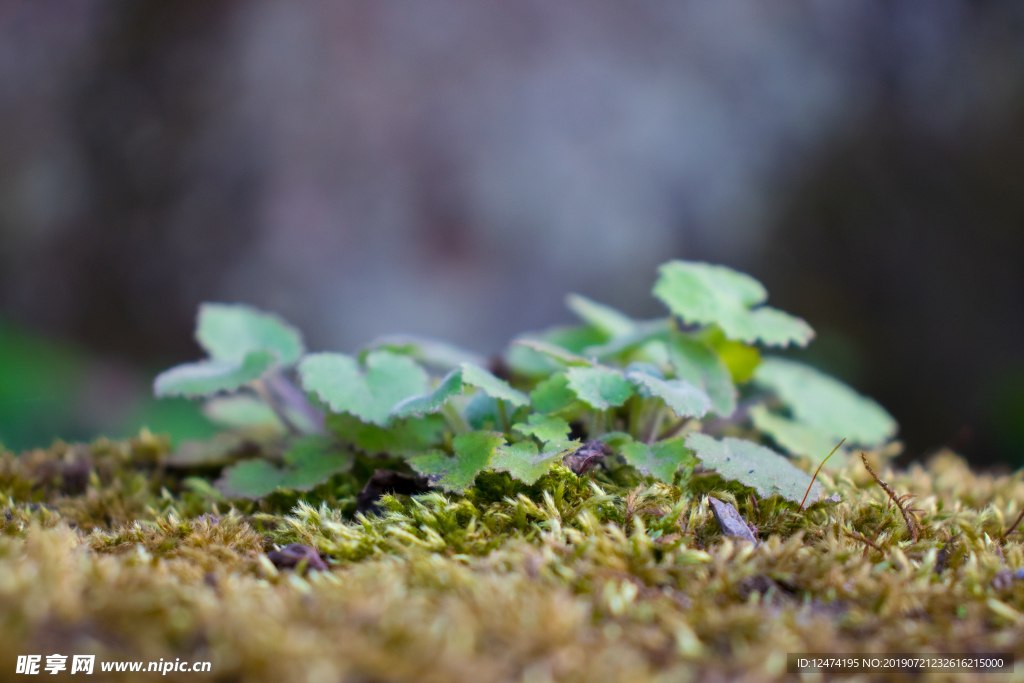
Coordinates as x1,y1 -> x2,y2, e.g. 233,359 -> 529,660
0,435 -> 1022,681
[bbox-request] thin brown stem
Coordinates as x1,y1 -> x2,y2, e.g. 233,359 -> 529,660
860,452 -> 920,542
251,379 -> 301,436
845,529 -> 884,553
1002,508 -> 1024,541
657,416 -> 690,441
799,438 -> 845,511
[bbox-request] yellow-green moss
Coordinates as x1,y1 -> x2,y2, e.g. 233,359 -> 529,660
0,435 -> 1023,682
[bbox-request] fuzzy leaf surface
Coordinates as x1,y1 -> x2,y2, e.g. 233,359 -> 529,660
154,350 -> 275,398
460,363 -> 530,406
391,363 -> 528,419
668,336 -> 737,417
626,366 -> 711,419
753,357 -> 897,446
300,351 -> 428,426
565,366 -> 634,409
491,441 -> 572,484
565,294 -> 636,337
504,325 -> 607,377
390,368 -> 464,418
196,303 -> 304,364
685,433 -> 821,503
749,405 -> 848,467
621,437 -> 693,482
529,373 -> 580,414
513,414 -> 571,445
652,261 -> 814,348
408,431 -> 505,493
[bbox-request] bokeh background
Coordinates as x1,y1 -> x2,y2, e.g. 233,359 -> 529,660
1,0 -> 1022,467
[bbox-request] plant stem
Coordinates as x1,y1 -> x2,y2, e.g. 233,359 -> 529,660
497,399 -> 511,436
658,415 -> 689,440
798,438 -> 845,511
1002,508 -> 1024,540
442,403 -> 469,435
646,407 -> 666,444
251,378 -> 302,436
627,395 -> 644,440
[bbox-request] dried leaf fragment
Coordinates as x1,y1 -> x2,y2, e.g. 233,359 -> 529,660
266,544 -> 328,573
562,440 -> 610,475
707,496 -> 757,543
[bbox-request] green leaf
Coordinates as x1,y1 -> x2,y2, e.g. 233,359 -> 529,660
196,303 -> 305,364
154,350 -> 276,398
565,366 -> 634,409
408,431 -> 505,493
510,339 -> 593,367
465,393 -> 501,430
492,440 -> 577,484
202,395 -> 285,432
279,436 -> 355,489
300,350 -> 429,426
327,413 -> 445,456
215,460 -> 281,499
215,436 -> 353,499
565,294 -> 636,337
668,336 -> 737,417
391,364 -> 528,419
621,437 -> 693,482
581,320 -> 671,359
596,431 -> 634,451
367,334 -> 486,371
460,363 -> 530,406
625,365 -> 711,419
513,414 -> 571,444
652,261 -> 814,348
685,433 -> 822,503
709,334 -> 762,384
529,373 -> 580,414
504,325 -> 607,377
753,357 -> 897,446
390,368 -> 465,418
749,405 -> 849,467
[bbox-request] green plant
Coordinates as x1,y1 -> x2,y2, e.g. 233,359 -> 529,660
154,260 -> 897,503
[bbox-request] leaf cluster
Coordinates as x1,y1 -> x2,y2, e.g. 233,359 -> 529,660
152,260 -> 899,508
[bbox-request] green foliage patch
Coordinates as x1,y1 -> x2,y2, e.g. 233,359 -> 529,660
150,259 -> 897,502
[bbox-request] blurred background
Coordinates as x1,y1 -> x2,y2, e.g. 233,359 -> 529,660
0,0 -> 1022,467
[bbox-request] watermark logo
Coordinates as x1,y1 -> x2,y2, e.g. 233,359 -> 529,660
16,654 -> 208,675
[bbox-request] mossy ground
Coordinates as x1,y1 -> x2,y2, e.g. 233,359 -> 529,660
1,433 -> 1024,682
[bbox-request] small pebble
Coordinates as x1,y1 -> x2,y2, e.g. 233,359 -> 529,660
267,544 -> 329,573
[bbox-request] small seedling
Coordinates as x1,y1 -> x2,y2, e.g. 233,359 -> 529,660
153,260 -> 899,503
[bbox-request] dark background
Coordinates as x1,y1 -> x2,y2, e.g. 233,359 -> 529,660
0,0 -> 1022,467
